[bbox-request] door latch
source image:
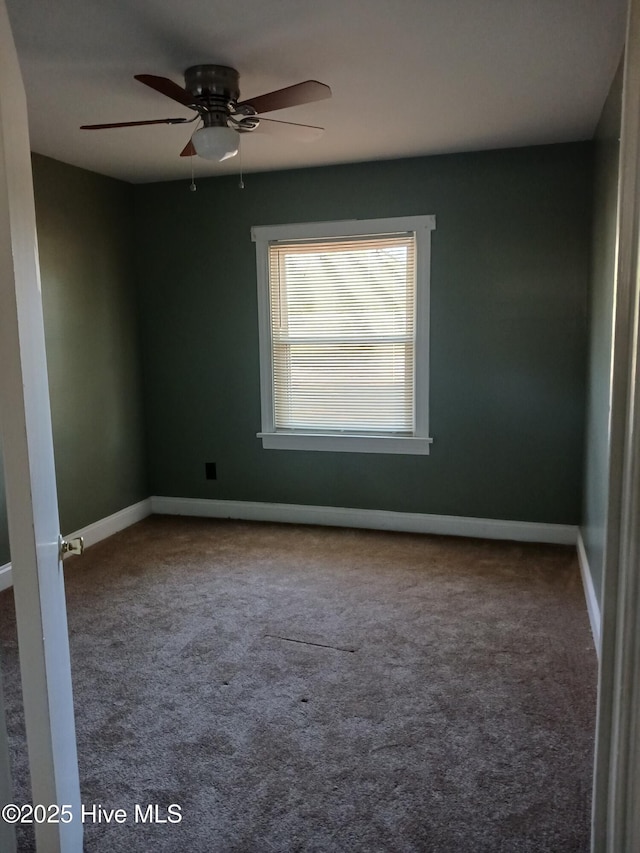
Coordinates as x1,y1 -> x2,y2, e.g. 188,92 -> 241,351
59,536 -> 84,560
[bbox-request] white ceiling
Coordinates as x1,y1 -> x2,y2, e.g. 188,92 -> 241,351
6,0 -> 627,184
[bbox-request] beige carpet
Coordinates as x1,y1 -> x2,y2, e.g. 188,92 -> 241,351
0,516 -> 597,852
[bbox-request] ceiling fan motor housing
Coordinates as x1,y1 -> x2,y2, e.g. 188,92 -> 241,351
185,65 -> 239,102
184,65 -> 242,129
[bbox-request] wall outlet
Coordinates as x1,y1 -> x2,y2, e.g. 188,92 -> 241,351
205,462 -> 217,480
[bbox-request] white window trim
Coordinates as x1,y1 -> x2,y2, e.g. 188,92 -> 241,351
252,215 -> 435,455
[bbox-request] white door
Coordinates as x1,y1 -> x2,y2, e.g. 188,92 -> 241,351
0,2 -> 82,851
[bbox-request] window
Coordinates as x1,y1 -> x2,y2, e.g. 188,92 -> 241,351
252,215 -> 435,454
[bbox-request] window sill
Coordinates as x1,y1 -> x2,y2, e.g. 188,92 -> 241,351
257,432 -> 433,455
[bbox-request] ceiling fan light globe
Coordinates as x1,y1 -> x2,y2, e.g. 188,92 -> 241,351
192,126 -> 239,161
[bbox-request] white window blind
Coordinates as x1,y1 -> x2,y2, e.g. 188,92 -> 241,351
268,233 -> 416,434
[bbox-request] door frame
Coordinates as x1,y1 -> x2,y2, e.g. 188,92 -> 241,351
592,0 -> 640,849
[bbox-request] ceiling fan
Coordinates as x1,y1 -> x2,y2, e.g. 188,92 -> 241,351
81,65 -> 331,162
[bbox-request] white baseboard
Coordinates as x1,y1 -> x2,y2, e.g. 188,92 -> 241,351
577,529 -> 602,656
0,563 -> 10,594
0,498 -> 152,592
151,496 -> 578,545
1,495 -> 584,599
64,498 -> 152,549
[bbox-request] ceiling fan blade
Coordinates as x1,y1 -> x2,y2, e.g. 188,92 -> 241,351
180,140 -> 196,157
81,118 -> 190,130
135,74 -> 195,107
237,80 -> 331,114
248,117 -> 324,142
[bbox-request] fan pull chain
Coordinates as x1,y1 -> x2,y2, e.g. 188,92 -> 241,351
239,139 -> 245,190
189,155 -> 197,192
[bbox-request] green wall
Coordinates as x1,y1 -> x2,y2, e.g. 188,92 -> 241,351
134,142 -> 592,524
0,155 -> 148,565
582,58 -> 624,603
0,141 -> 597,563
